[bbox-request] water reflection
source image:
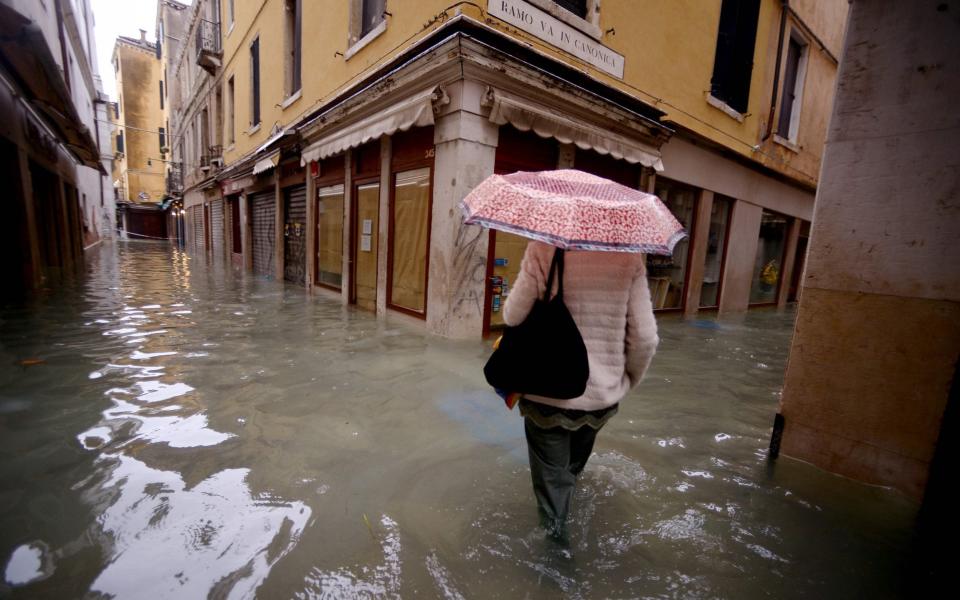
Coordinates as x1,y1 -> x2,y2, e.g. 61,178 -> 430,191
80,455 -> 308,598
0,242 -> 916,598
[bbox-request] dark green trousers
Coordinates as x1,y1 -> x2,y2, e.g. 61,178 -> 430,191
524,417 -> 600,536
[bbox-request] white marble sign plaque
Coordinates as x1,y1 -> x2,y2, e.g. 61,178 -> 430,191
487,0 -> 625,79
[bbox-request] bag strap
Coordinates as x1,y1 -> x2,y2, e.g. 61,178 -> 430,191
543,248 -> 565,301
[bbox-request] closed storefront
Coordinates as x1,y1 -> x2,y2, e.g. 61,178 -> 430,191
388,127 -> 434,316
249,190 -> 275,276
190,205 -> 204,253
283,184 -> 307,284
210,198 -> 224,259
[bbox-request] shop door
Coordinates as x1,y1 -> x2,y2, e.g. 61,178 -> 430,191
283,185 -> 307,285
351,181 -> 379,311
210,199 -> 224,259
249,191 -> 276,276
485,126 -> 559,332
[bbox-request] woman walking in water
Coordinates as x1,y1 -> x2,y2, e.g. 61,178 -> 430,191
502,240 -> 659,538
461,169 -> 681,538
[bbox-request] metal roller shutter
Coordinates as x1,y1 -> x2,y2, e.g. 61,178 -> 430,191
249,191 -> 275,276
283,185 -> 307,285
191,205 -> 204,253
210,199 -> 224,259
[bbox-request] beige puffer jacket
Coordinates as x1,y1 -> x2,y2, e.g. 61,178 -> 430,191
502,241 -> 660,411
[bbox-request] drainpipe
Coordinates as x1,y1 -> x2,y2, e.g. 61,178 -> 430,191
762,0 -> 789,142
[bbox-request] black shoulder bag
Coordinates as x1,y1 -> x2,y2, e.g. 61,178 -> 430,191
483,248 -> 589,399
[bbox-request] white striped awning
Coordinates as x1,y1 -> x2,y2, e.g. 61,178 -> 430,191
300,86 -> 446,166
252,150 -> 280,175
485,88 -> 664,171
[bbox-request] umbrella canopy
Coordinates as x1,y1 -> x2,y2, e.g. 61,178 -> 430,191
461,169 -> 686,255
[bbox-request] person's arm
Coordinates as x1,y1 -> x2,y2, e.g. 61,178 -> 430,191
625,260 -> 660,387
502,242 -> 549,326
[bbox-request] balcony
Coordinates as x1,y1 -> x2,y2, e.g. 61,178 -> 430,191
199,146 -> 223,175
166,164 -> 183,196
195,18 -> 221,74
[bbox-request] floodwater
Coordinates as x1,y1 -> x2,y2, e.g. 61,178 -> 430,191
1,242 -> 917,599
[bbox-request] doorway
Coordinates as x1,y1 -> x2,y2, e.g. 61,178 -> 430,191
351,180 -> 380,311
283,184 -> 307,284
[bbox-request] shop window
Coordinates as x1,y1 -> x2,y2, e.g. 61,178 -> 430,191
749,210 -> 789,304
647,179 -> 696,310
489,231 -> 530,329
389,167 -> 431,314
700,195 -> 733,308
316,184 -> 345,289
710,0 -> 761,115
487,125 -> 559,331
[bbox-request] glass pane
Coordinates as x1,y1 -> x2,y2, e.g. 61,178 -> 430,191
489,231 -> 529,328
354,183 -> 379,311
749,210 -> 789,304
390,168 -> 431,313
700,195 -> 732,307
316,184 -> 343,289
647,181 -> 696,310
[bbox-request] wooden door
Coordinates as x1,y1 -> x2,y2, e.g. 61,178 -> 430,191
351,181 -> 379,311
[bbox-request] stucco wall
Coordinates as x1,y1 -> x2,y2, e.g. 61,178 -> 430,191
215,0 -> 844,189
117,42 -> 165,204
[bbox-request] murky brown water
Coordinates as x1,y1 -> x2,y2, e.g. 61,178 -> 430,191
1,242 -> 917,598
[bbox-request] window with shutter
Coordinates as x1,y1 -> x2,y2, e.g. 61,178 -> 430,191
710,0 -> 761,115
250,38 -> 260,126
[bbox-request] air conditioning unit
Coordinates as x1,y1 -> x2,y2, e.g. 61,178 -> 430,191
210,157 -> 223,168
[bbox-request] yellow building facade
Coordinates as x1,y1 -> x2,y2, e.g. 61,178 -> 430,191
172,0 -> 848,337
113,34 -> 166,206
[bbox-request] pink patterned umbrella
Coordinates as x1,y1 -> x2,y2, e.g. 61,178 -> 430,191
461,169 -> 686,255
